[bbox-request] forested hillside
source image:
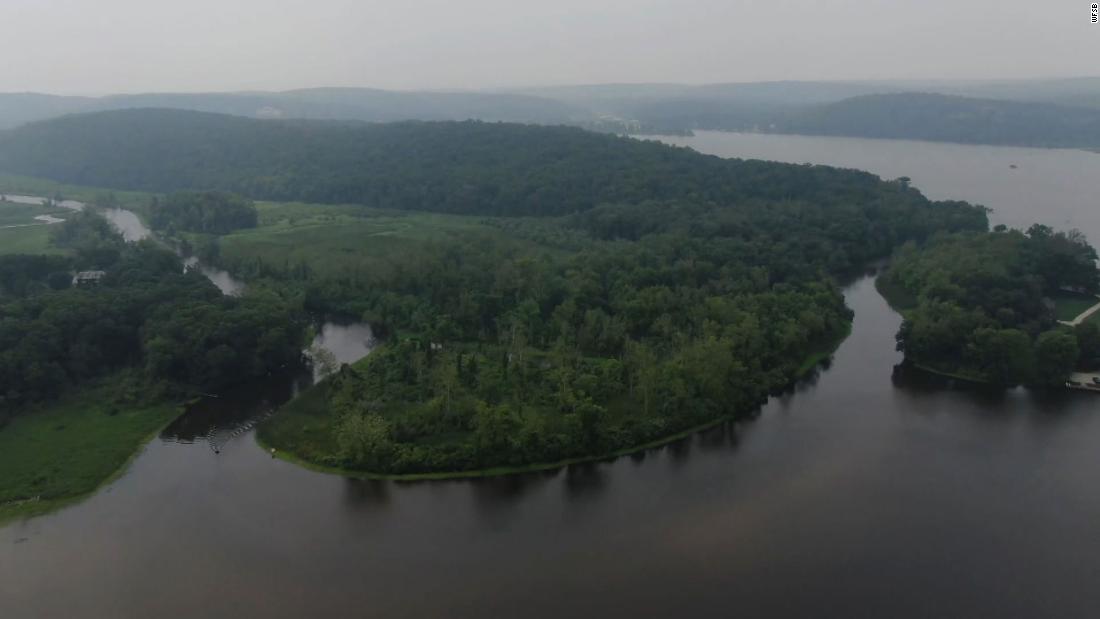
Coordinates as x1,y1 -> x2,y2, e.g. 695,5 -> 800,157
779,93 -> 1100,148
0,88 -> 582,130
0,109 -> 983,222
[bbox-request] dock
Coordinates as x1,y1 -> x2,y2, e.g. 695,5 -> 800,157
1066,372 -> 1100,392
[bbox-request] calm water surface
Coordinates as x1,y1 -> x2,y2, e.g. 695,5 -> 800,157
3,136 -> 1100,617
661,131 -> 1100,234
97,204 -> 247,296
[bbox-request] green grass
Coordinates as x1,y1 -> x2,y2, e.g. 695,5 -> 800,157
0,225 -> 66,255
0,196 -> 72,255
1051,292 -> 1100,322
219,203 -> 545,280
256,376 -> 340,466
0,383 -> 181,523
0,200 -> 71,227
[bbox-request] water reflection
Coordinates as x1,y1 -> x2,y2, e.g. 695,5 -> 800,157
8,274 -> 1100,619
562,463 -> 608,501
8,135 -> 1100,617
99,208 -> 149,242
182,256 -> 246,296
161,320 -> 374,446
307,322 -> 376,381
342,478 -> 391,509
696,422 -> 739,453
161,370 -> 311,445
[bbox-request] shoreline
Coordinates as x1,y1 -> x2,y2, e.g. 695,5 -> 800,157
257,415 -> 736,482
0,404 -> 183,524
257,321 -> 853,482
674,129 -> 1100,155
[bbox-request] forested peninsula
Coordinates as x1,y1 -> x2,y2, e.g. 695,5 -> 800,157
0,110 -> 991,479
879,225 -> 1100,385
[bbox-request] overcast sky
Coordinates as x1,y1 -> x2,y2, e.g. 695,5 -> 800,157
1,0 -> 1095,95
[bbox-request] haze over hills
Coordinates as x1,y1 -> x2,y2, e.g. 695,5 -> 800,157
0,88 -> 587,130
4,77 -> 1100,148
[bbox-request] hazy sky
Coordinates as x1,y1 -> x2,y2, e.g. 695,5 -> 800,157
1,0 -> 1095,94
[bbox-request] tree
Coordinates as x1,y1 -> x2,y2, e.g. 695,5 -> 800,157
1033,330 -> 1079,386
336,412 -> 393,470
970,328 -> 1034,385
1075,322 -> 1100,369
473,403 -> 520,463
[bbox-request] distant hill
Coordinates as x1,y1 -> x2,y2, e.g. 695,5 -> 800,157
515,81 -> 896,134
0,93 -> 96,130
776,93 -> 1100,148
5,79 -> 1100,148
0,88 -> 585,130
516,81 -> 1100,147
0,108 -> 936,218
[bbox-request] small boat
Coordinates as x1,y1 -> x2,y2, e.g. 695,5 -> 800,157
1009,164 -> 1018,169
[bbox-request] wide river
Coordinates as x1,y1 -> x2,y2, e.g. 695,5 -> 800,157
3,134 -> 1100,617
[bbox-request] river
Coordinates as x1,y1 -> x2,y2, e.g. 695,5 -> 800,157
3,135 -> 1100,617
96,204 -> 248,296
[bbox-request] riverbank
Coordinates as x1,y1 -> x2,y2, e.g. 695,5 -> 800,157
0,382 -> 181,523
258,415 -> 739,482
875,273 -> 1002,385
259,323 -> 853,481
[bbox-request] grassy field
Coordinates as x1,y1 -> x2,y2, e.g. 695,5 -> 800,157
0,225 -> 66,256
0,383 -> 181,523
1052,292 -> 1100,322
219,202 -> 545,280
0,196 -> 73,255
0,200 -> 71,227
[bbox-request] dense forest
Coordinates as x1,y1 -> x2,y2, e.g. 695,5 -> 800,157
879,225 -> 1100,385
149,191 -> 258,234
0,109 -> 1008,216
0,213 -> 303,426
258,187 -> 986,473
0,111 -> 997,474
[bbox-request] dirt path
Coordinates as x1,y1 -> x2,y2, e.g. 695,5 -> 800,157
1061,298 -> 1100,326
